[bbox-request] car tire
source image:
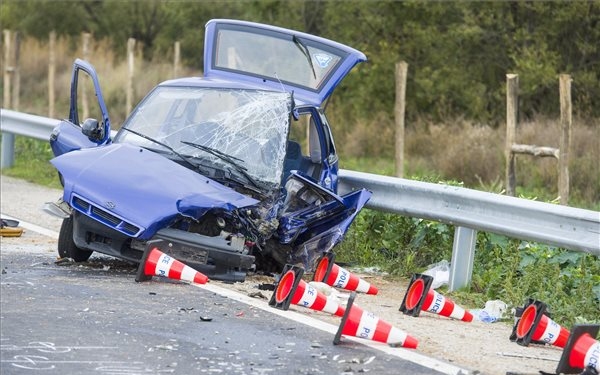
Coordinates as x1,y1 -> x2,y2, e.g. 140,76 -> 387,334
58,215 -> 93,262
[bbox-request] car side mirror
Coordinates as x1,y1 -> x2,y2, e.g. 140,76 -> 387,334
81,118 -> 104,141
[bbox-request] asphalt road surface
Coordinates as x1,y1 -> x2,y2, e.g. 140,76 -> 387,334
1,176 -> 469,375
1,242 -> 455,375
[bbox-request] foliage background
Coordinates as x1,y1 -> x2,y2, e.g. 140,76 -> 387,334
2,0 -> 599,121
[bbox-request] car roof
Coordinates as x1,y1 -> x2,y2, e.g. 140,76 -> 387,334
201,19 -> 367,106
157,76 -> 308,106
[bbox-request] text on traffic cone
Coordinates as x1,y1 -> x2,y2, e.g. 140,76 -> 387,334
515,300 -> 570,348
334,292 -> 418,348
313,252 -> 378,295
555,324 -> 599,374
399,273 -> 473,322
269,264 -> 345,317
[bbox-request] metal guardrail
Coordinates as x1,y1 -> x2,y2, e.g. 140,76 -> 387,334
2,108 -> 600,291
1,109 -> 60,168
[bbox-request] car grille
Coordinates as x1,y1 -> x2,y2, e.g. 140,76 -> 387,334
71,194 -> 143,237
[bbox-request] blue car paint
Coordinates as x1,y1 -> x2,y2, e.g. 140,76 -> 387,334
50,120 -> 105,156
286,188 -> 372,270
51,143 -> 259,240
278,172 -> 371,244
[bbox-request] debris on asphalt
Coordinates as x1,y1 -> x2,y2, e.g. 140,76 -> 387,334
55,257 -> 75,265
248,291 -> 267,299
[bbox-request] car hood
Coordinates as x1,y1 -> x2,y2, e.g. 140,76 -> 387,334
51,143 -> 259,238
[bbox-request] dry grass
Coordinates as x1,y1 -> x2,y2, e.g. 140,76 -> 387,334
337,113 -> 599,208
5,35 -> 199,125
3,36 -> 599,209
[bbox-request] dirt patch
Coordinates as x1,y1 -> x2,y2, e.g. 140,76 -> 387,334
220,271 -> 565,375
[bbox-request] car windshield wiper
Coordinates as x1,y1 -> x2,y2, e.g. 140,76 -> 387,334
181,140 -> 262,192
293,35 -> 317,80
120,127 -> 201,171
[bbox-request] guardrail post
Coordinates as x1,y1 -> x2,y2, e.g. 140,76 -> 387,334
1,133 -> 16,169
448,226 -> 477,291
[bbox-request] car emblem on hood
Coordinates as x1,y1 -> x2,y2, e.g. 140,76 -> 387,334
104,201 -> 116,209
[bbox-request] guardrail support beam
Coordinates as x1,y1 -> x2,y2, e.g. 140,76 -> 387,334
448,226 -> 477,292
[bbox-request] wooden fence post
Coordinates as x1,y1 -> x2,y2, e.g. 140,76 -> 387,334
173,41 -> 181,78
394,61 -> 408,178
48,31 -> 56,118
81,32 -> 91,120
126,38 -> 136,114
2,29 -> 15,169
506,74 -> 568,202
12,32 -> 20,111
558,74 -> 572,205
3,29 -> 12,109
505,74 -> 518,196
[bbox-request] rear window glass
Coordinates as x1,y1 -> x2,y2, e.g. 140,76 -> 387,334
214,25 -> 345,92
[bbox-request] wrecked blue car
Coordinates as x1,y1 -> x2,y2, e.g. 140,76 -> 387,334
45,19 -> 371,282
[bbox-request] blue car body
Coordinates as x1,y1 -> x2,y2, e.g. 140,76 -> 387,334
46,19 -> 371,282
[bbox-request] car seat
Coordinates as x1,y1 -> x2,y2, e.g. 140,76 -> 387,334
283,140 -> 303,183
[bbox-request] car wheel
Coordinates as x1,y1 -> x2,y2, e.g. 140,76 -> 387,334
58,216 -> 93,262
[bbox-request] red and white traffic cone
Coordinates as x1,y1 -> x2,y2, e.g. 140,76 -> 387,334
269,264 -> 345,317
135,246 -> 208,284
399,273 -> 473,322
334,292 -> 418,348
312,252 -> 378,295
515,300 -> 570,348
556,324 -> 599,374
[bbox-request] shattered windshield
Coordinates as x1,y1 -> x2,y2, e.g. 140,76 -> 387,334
116,87 -> 291,187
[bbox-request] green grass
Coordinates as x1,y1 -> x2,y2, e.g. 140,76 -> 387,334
1,136 -> 62,189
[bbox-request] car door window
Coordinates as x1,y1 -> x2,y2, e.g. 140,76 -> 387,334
74,71 -> 103,127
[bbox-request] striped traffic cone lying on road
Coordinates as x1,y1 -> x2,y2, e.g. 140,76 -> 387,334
399,273 -> 473,322
135,245 -> 208,284
270,264 -> 345,317
515,300 -> 570,348
312,252 -> 378,295
555,324 -> 599,374
334,292 -> 418,348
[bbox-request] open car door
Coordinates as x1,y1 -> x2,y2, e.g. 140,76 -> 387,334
203,19 -> 367,106
50,59 -> 112,157
277,171 -> 372,271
